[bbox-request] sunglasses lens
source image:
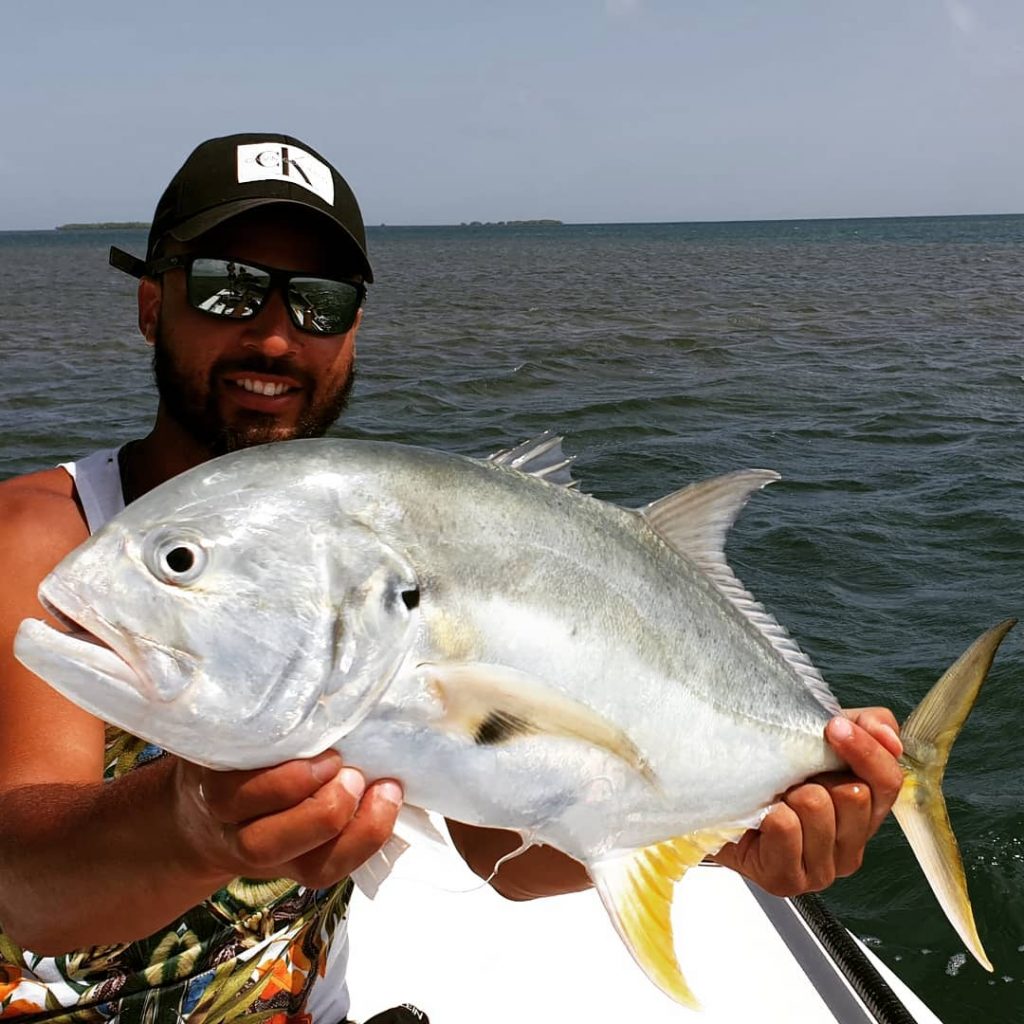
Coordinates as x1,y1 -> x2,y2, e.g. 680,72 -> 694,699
185,259 -> 361,334
288,278 -> 362,334
188,259 -> 270,318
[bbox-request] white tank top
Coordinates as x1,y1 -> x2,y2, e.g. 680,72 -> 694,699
58,446 -> 126,532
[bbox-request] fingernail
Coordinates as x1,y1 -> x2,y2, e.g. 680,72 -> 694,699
828,716 -> 854,742
376,779 -> 403,806
311,751 -> 342,784
880,724 -> 903,756
339,767 -> 366,800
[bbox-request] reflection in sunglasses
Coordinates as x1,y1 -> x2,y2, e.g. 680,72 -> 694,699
182,257 -> 364,335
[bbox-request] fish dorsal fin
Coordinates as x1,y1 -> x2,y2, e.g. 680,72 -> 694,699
640,469 -> 781,569
590,826 -> 748,1007
487,432 -> 580,489
640,471 -> 840,716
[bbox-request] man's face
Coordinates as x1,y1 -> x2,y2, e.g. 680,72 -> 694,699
144,208 -> 362,455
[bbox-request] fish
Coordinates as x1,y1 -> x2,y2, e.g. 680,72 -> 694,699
14,434 -> 1014,1008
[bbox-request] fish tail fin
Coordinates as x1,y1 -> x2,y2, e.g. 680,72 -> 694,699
893,618 -> 1016,972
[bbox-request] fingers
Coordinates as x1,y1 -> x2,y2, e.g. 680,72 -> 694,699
826,715 -> 904,835
748,801 -> 807,895
290,779 -> 403,885
714,776 -> 875,896
829,779 -> 873,876
739,785 -> 837,896
843,706 -> 902,758
199,750 -> 344,823
174,752 -> 403,888
784,783 -> 836,889
229,765 -> 369,868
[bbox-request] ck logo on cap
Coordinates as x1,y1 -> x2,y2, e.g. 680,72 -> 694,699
236,143 -> 335,205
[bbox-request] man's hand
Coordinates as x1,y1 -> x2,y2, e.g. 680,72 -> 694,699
712,707 -> 904,896
173,751 -> 403,890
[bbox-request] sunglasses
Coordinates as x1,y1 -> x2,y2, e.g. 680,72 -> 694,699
109,247 -> 365,336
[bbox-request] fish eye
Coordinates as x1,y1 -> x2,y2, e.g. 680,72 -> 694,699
147,535 -> 209,586
165,547 -> 195,573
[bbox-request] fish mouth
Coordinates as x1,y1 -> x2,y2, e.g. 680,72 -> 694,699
38,575 -> 140,674
13,577 -> 153,731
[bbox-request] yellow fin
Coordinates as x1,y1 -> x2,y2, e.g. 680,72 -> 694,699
590,826 -> 747,1007
894,618 -> 1016,972
421,661 -> 654,782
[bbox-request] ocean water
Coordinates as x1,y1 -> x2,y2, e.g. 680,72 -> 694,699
1,216 -> 1022,1022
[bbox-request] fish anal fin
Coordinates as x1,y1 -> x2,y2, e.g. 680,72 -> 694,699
895,618 -> 1016,972
423,662 -> 654,783
590,826 -> 747,1007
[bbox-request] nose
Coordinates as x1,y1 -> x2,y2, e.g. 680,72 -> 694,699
241,290 -> 298,359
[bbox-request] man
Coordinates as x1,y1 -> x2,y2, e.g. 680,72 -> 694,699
0,133 -> 904,1023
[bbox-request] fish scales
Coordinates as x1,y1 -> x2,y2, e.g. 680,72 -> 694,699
305,442 -> 836,838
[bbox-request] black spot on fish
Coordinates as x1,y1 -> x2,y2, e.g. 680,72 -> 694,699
331,616 -> 346,671
401,587 -> 420,611
474,710 -> 532,745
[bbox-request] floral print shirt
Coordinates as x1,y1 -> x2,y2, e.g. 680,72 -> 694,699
0,728 -> 352,1024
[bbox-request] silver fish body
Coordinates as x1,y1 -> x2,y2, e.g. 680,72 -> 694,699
331,446 -> 838,859
14,436 -> 1011,1006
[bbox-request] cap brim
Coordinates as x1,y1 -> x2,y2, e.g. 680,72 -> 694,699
169,198 -> 373,282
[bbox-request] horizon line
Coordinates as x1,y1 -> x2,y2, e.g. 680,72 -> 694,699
3,209 -> 1023,233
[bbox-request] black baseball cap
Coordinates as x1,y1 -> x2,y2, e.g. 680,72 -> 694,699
110,132 -> 373,282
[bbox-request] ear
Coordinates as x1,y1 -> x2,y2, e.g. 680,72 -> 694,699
347,306 -> 364,350
138,277 -> 162,345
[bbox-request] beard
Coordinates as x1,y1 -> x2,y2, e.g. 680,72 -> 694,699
152,326 -> 354,456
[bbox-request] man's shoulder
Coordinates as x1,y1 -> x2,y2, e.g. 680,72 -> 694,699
0,467 -> 88,552
0,465 -> 77,510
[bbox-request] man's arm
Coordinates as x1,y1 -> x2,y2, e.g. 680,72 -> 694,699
448,710 -> 903,901
446,822 -> 592,900
0,478 -> 402,954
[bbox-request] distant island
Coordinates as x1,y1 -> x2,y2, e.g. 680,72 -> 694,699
55,219 -> 563,232
458,219 -> 562,228
56,222 -> 149,231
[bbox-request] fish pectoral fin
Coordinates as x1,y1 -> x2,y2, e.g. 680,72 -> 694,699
421,661 -> 654,783
894,617 -> 1016,973
589,826 -> 747,1008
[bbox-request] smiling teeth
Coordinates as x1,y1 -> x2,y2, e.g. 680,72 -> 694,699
239,379 -> 288,396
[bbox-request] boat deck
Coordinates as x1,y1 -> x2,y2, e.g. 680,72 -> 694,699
345,836 -> 943,1023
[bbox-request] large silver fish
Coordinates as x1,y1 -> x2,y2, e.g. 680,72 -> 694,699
14,435 -> 1014,1007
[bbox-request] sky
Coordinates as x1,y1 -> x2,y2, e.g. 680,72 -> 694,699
1,0 -> 1023,228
